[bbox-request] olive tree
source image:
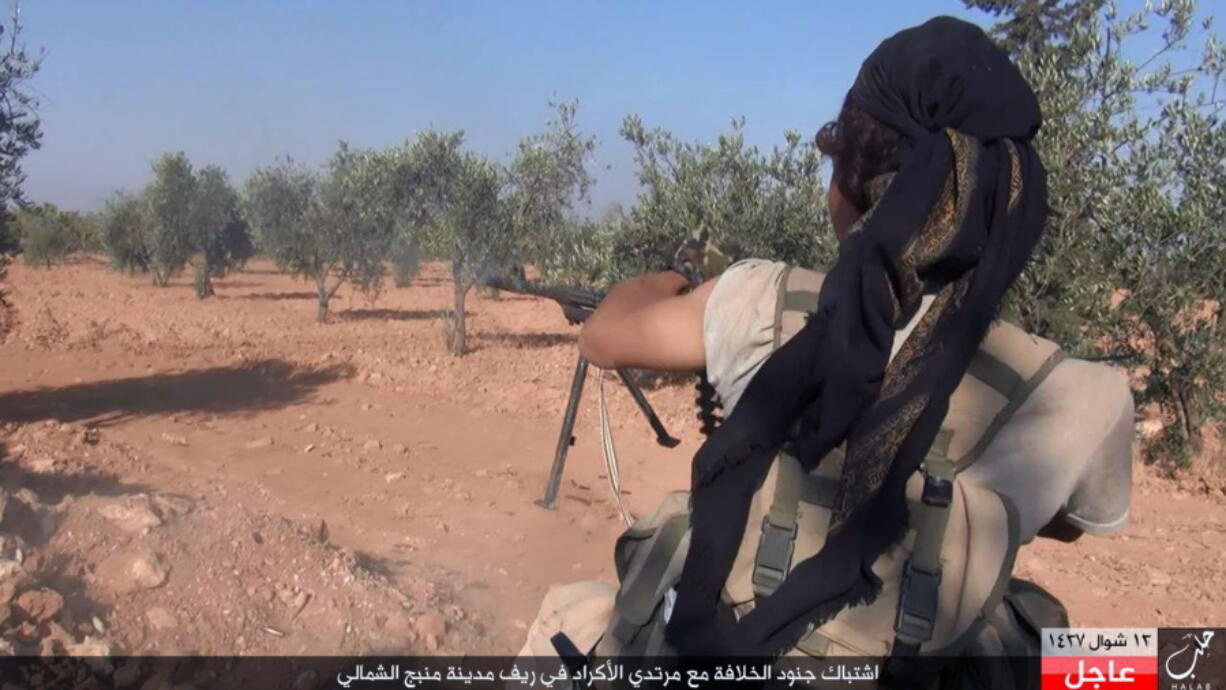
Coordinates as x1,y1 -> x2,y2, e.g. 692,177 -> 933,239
390,238 -> 422,287
99,192 -> 153,275
17,204 -> 74,267
244,144 -> 395,322
189,165 -> 252,298
101,154 -> 252,295
610,116 -> 835,281
968,0 -> 1226,464
391,130 -> 513,355
375,140 -> 434,290
506,100 -> 597,282
144,152 -> 196,286
0,4 -> 41,255
0,3 -> 41,337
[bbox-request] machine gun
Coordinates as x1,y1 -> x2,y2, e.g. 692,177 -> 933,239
480,275 -> 681,510
481,275 -> 605,327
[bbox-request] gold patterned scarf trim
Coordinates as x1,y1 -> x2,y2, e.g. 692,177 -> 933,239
830,129 -> 986,527
1004,139 -> 1023,213
834,394 -> 929,525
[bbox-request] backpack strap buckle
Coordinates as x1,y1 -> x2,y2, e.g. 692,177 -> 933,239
751,515 -> 798,599
921,429 -> 955,508
894,561 -> 941,650
751,451 -> 805,600
892,428 -> 955,658
922,474 -> 953,508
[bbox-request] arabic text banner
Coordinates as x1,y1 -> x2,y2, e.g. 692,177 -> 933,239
1041,627 -> 1158,690
0,655 -> 1030,689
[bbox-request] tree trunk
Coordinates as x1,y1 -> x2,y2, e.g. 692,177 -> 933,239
449,275 -> 473,356
316,273 -> 330,324
1173,381 -> 1202,454
194,262 -> 214,299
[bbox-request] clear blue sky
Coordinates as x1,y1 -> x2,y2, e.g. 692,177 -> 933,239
21,1 -> 989,215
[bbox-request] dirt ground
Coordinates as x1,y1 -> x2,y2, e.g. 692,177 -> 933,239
0,255 -> 1222,657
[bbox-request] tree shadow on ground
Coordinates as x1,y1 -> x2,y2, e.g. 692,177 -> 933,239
225,291 -> 317,301
476,292 -> 536,303
476,331 -> 576,350
211,280 -> 264,289
0,360 -> 355,428
135,279 -> 194,289
337,308 -> 466,322
62,255 -> 110,267
404,277 -> 450,287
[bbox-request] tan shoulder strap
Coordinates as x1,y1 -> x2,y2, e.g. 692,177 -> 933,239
775,266 -> 823,344
752,451 -> 803,599
892,428 -> 955,656
955,348 -> 1066,472
751,265 -> 823,600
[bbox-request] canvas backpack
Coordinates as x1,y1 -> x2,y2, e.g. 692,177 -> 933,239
590,265 -> 1070,683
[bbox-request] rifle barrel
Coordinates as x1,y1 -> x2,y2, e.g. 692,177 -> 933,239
482,276 -> 605,312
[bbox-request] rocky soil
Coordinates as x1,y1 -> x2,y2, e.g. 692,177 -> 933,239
0,255 -> 1220,658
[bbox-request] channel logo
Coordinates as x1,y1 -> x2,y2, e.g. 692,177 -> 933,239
1159,629 -> 1224,690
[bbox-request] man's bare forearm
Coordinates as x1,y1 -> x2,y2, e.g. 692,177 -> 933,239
578,269 -> 712,370
587,271 -> 690,325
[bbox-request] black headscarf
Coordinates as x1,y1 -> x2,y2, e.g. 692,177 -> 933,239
664,16 -> 1047,657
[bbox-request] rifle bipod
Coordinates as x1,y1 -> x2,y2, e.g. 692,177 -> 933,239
535,353 -> 680,509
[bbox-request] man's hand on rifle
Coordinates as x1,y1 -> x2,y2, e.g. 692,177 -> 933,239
673,238 -> 733,288
560,303 -> 591,326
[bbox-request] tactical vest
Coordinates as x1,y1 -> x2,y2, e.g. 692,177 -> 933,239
594,266 -> 1069,666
